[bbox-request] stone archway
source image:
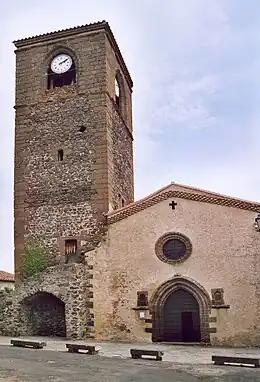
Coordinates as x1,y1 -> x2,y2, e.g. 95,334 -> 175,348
149,276 -> 211,343
21,292 -> 66,337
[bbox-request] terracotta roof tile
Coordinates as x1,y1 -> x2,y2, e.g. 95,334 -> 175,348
13,20 -> 133,89
107,182 -> 260,224
13,20 -> 106,44
0,270 -> 14,282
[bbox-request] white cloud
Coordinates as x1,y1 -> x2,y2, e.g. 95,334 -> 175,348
132,1 -> 260,202
129,1 -> 233,139
152,75 -> 219,130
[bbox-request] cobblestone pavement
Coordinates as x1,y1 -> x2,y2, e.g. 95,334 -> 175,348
0,337 -> 260,381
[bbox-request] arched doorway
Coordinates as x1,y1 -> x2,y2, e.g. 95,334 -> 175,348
150,276 -> 211,343
21,292 -> 66,337
163,289 -> 201,342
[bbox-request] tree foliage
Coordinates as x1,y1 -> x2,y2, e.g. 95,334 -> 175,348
22,240 -> 49,279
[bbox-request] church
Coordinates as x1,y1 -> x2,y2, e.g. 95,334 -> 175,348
11,21 -> 260,346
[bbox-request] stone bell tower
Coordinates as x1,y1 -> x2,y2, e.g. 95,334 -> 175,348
13,21 -> 134,280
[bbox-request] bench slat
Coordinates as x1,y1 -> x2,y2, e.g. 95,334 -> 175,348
66,343 -> 98,355
212,355 -> 260,367
10,340 -> 46,349
130,349 -> 163,361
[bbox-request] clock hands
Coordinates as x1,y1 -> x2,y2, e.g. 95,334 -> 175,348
59,58 -> 69,65
51,54 -> 72,74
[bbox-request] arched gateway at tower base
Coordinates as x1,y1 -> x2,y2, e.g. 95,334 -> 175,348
149,276 -> 211,343
11,264 -> 93,339
20,292 -> 66,337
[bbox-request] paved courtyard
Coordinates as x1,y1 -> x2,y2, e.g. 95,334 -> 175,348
0,337 -> 260,381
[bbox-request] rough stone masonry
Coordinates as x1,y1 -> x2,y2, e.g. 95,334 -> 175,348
6,21 -> 134,339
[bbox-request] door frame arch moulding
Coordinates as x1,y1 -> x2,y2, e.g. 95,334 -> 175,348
149,275 -> 211,343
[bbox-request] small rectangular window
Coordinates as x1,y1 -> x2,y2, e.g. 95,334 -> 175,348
137,291 -> 148,307
65,239 -> 77,255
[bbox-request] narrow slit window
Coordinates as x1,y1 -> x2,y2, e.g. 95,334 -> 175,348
115,77 -> 120,107
58,149 -> 64,161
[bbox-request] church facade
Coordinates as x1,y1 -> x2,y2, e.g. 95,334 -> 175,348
11,21 -> 260,346
95,182 -> 260,346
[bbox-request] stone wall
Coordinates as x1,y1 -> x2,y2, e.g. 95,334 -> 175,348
0,288 -> 19,336
14,23 -> 134,281
20,89 -> 107,260
0,263 -> 94,339
106,36 -> 134,210
14,31 -> 108,279
0,281 -> 15,290
93,183 -> 260,346
12,21 -> 135,339
107,103 -> 134,210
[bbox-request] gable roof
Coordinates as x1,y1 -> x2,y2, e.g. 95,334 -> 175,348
0,270 -> 14,282
107,182 -> 260,225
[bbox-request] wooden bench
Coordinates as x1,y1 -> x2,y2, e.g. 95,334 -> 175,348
212,355 -> 260,368
66,343 -> 99,355
10,339 -> 46,349
130,349 -> 164,361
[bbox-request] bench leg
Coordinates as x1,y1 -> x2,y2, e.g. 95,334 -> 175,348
68,348 -> 77,353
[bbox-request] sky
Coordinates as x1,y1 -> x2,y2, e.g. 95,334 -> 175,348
0,0 -> 259,272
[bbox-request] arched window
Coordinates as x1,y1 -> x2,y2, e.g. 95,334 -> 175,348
47,52 -> 76,89
115,77 -> 120,108
117,193 -> 125,209
114,70 -> 126,114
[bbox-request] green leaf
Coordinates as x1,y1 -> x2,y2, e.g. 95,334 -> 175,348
22,240 -> 49,279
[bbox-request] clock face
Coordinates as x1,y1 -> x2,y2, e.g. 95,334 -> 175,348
51,54 -> 73,74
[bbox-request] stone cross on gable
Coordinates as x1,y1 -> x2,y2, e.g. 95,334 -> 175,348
169,201 -> 177,210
